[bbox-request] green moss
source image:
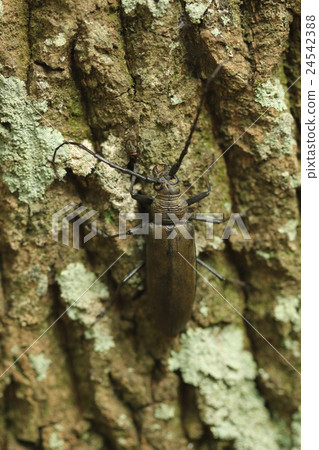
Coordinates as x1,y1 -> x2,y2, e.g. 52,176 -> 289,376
154,403 -> 175,421
255,78 -> 286,112
104,209 -> 116,225
0,76 -> 66,204
56,263 -> 115,355
168,326 -> 289,449
29,352 -> 52,381
274,295 -> 300,333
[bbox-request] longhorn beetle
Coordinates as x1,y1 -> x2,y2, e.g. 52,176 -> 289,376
53,65 -> 241,336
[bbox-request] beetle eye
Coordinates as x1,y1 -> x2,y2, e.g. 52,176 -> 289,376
154,183 -> 163,191
156,164 -> 166,172
169,176 -> 179,185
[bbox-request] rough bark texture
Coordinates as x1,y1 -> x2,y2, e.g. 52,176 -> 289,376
0,0 -> 300,449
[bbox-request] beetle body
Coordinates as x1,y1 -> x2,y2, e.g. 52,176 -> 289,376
146,187 -> 196,335
143,166 -> 196,336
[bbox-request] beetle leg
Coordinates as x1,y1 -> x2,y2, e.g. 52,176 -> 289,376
84,224 -> 145,240
191,205 -> 250,223
94,261 -> 145,323
197,258 -> 245,286
191,215 -> 230,224
131,193 -> 153,208
197,258 -> 225,281
186,172 -> 211,206
107,224 -> 147,239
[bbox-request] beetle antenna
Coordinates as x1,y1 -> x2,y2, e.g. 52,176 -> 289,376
169,64 -> 222,178
52,141 -> 159,184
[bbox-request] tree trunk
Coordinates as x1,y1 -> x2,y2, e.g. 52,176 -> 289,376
0,0 -> 300,449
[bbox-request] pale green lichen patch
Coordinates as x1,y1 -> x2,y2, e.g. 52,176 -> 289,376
49,431 -> 64,450
214,0 -> 233,26
98,135 -> 134,213
0,75 -> 65,204
208,236 -> 223,250
255,78 -> 286,112
274,295 -> 300,333
29,352 -> 52,381
225,45 -> 234,58
45,33 -> 67,47
56,262 -> 109,326
56,263 -> 114,354
169,95 -> 183,105
154,403 -> 175,421
223,201 -> 232,213
199,302 -> 209,317
29,266 -> 49,297
289,173 -> 301,189
168,326 -> 283,449
36,273 -> 49,297
184,0 -> 213,23
84,322 -> 115,355
0,0 -> 3,18
211,27 -> 220,37
256,249 -> 271,260
10,345 -> 20,355
256,113 -> 297,159
284,338 -> 300,358
169,326 -> 255,387
278,219 -> 298,242
121,0 -> 171,18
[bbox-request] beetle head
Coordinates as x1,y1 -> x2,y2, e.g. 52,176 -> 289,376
153,164 -> 180,194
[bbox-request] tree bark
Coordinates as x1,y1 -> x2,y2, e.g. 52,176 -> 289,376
0,0 -> 300,449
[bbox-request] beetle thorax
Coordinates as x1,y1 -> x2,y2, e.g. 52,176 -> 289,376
151,193 -> 188,225
150,163 -> 188,224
